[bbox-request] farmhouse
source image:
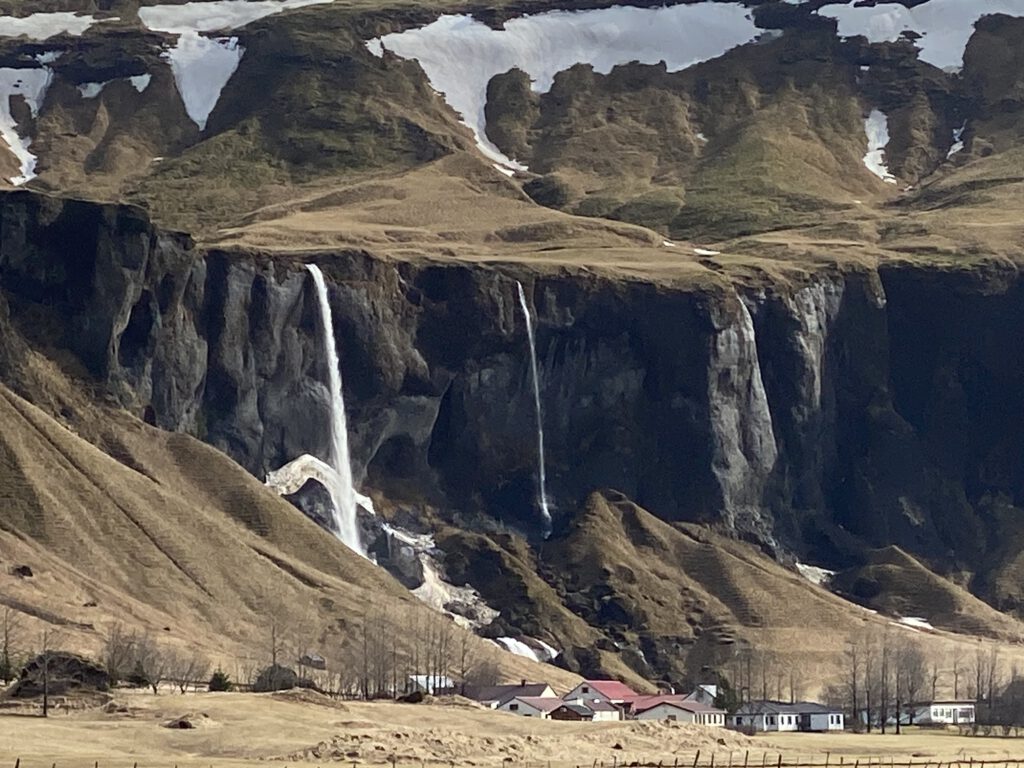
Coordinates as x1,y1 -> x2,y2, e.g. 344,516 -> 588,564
563,680 -> 638,705
465,682 -> 556,708
905,700 -> 976,725
631,696 -> 726,725
729,701 -> 844,732
497,696 -> 564,718
561,696 -> 623,722
550,703 -> 595,721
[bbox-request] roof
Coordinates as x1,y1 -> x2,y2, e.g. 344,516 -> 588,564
555,703 -> 595,718
568,697 -> 621,712
509,696 -> 564,713
579,680 -> 638,700
465,683 -> 551,703
631,695 -> 724,715
914,700 -> 976,706
734,700 -> 841,716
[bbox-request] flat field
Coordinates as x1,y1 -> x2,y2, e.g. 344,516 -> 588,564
0,692 -> 1020,768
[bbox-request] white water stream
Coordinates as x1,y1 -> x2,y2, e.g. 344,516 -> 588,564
516,281 -> 552,535
306,264 -> 363,555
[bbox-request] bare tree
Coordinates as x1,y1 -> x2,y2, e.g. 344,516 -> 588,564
103,624 -> 138,686
167,649 -> 210,693
1,607 -> 23,684
952,647 -> 965,699
133,634 -> 169,694
928,656 -> 943,702
843,638 -> 862,728
895,642 -> 928,730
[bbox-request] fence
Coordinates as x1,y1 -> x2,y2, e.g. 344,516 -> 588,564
12,757 -> 1024,768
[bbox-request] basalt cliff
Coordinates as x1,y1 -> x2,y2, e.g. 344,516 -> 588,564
3,0 -> 1024,686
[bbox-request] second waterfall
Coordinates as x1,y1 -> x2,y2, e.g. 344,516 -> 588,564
306,264 -> 364,556
516,281 -> 553,535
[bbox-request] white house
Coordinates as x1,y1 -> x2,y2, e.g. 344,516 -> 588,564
632,697 -> 726,725
498,695 -> 563,718
406,675 -> 455,695
465,682 -> 556,708
563,697 -> 623,722
684,684 -> 719,707
729,702 -> 844,732
906,701 -> 976,725
562,679 -> 638,705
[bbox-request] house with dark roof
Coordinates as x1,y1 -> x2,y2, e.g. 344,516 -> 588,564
464,682 -> 555,708
550,702 -> 595,721
497,696 -> 565,718
728,701 -> 844,732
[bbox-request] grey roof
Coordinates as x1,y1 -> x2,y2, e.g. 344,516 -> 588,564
734,700 -> 841,716
464,683 -> 551,704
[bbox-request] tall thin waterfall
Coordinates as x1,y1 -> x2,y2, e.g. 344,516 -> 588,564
306,264 -> 363,555
516,281 -> 552,534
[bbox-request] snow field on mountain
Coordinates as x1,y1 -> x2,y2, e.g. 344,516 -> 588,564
367,4 -> 762,169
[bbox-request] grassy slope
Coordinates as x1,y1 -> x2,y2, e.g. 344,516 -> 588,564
440,490 -> 1024,693
0,329 -> 578,688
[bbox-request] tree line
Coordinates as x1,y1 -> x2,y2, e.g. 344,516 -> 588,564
0,604 -> 503,712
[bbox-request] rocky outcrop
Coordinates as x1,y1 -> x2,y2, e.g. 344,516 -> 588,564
3,190 -> 1024,615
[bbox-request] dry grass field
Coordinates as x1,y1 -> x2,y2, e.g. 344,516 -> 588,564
0,692 -> 1020,768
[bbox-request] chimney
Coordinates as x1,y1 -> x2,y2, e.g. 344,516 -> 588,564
521,679 -> 527,687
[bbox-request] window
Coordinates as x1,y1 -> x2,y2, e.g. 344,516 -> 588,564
509,704 -> 519,712
582,686 -> 589,694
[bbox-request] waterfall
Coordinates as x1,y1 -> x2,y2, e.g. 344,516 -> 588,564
306,264 -> 363,556
516,281 -> 552,535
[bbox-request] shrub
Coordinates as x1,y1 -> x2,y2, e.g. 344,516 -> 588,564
208,669 -> 232,692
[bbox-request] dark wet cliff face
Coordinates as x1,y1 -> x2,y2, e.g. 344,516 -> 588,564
3,191 -> 1024,611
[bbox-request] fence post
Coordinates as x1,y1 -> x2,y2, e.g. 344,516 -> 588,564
777,756 -> 782,768
826,754 -> 830,768
729,753 -> 733,768
710,754 -> 715,768
744,751 -> 749,768
693,751 -> 701,768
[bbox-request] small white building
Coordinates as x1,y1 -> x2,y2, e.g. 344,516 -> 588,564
563,697 -> 623,721
406,675 -> 455,695
634,698 -> 726,725
729,702 -> 844,732
498,695 -> 563,718
907,701 -> 976,725
684,684 -> 719,707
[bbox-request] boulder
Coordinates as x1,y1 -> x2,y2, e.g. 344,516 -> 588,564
9,652 -> 109,698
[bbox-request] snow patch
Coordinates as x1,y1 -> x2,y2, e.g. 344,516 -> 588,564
663,240 -> 676,247
817,1 -> 1024,71
694,247 -> 721,256
77,81 -> 108,99
899,616 -> 936,631
367,4 -> 763,169
696,131 -> 709,144
863,109 -> 898,184
0,12 -> 100,40
0,67 -> 54,185
947,122 -> 966,158
138,0 -> 333,34
796,562 -> 836,587
492,163 -> 515,177
130,74 -> 153,93
163,32 -> 244,130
